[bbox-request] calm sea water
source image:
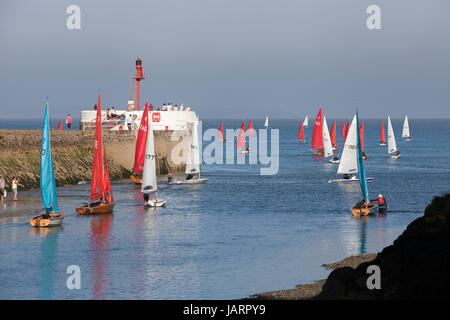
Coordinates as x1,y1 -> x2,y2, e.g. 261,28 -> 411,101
0,118 -> 449,299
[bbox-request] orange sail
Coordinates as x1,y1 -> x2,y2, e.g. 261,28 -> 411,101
311,108 -> 323,150
298,121 -> 305,141
236,121 -> 246,149
90,92 -> 105,201
103,147 -> 113,203
247,119 -> 255,136
330,120 -> 337,148
218,120 -> 224,141
380,120 -> 386,143
132,102 -> 149,174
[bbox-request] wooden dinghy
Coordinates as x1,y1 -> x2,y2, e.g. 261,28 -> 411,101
30,102 -> 64,227
30,213 -> 64,227
76,201 -> 114,215
352,202 -> 378,217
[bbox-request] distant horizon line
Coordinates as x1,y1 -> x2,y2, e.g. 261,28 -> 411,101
1,117 -> 449,121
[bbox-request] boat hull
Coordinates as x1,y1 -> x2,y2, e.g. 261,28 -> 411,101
330,159 -> 340,164
145,199 -> 167,207
328,177 -> 375,183
76,202 -> 115,215
313,150 -> 324,156
352,203 -> 378,217
130,174 -> 143,184
390,154 -> 401,159
379,142 -> 387,145
170,178 -> 209,185
30,213 -> 64,227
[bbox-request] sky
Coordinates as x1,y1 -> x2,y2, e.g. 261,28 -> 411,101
1,0 -> 449,119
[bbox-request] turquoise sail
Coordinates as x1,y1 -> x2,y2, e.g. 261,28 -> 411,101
40,103 -> 59,213
356,111 -> 369,202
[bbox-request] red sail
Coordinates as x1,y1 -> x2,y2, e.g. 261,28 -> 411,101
218,120 -> 224,140
103,147 -> 113,203
311,108 -> 323,150
330,120 -> 337,147
380,120 -> 386,143
298,121 -> 305,140
360,121 -> 365,151
90,92 -> 104,201
345,120 -> 350,139
132,102 -> 149,174
341,120 -> 345,138
236,120 -> 246,149
247,119 -> 255,136
57,120 -> 62,130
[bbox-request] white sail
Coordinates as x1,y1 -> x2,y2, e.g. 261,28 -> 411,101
185,118 -> 201,176
303,116 -> 308,127
387,116 -> 397,154
264,116 -> 269,127
322,116 -> 333,158
141,118 -> 157,193
337,115 -> 358,175
402,115 -> 410,138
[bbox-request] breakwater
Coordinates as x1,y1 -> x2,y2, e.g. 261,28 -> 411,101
0,129 -> 189,191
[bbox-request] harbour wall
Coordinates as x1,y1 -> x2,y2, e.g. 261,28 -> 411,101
0,129 -> 190,191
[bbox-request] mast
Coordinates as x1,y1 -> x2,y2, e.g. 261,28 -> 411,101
356,112 -> 369,202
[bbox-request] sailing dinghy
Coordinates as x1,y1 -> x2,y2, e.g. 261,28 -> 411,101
30,103 -> 64,227
218,120 -> 226,142
328,115 -> 375,183
387,116 -> 401,158
297,121 -> 307,144
76,92 -> 115,215
130,102 -> 149,184
379,120 -> 387,145
303,116 -> 309,127
142,115 -> 166,207
330,120 -> 338,150
170,117 -> 208,184
247,120 -> 255,136
264,116 -> 270,128
402,115 -> 412,141
237,120 -> 248,154
323,116 -> 338,163
311,108 -> 324,156
352,112 -> 378,217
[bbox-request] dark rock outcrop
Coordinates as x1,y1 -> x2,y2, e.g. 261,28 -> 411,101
316,194 -> 450,299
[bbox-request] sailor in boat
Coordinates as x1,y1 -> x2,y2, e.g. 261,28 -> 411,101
331,155 -> 340,163
354,199 -> 366,209
186,174 -> 194,181
362,152 -> 368,160
343,174 -> 352,180
377,194 -> 387,213
168,171 -> 173,183
143,192 -> 149,206
393,150 -> 401,158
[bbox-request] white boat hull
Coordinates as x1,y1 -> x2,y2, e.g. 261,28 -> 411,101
145,199 -> 167,207
390,154 -> 401,159
328,177 -> 375,183
170,178 -> 208,185
330,159 -> 340,164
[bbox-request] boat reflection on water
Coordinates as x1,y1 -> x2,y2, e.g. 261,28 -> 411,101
89,214 -> 113,300
358,216 -> 368,255
30,226 -> 62,299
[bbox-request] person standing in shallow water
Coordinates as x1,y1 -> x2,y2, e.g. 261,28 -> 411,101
65,114 -> 72,129
0,175 -> 5,203
11,177 -> 23,201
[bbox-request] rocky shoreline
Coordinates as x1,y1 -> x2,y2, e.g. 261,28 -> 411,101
250,254 -> 377,299
251,194 -> 450,300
